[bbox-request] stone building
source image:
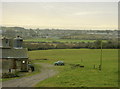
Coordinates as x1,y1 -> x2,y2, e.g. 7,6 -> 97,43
0,36 -> 28,73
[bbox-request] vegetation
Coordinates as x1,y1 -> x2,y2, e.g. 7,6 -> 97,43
24,38 -> 97,43
2,72 -> 19,78
23,39 -> 119,50
28,49 -> 118,87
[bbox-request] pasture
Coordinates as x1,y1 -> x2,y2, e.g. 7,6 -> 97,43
24,38 -> 103,43
29,49 -> 118,87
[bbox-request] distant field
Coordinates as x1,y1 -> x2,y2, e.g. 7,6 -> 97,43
29,49 -> 118,87
24,38 -> 104,43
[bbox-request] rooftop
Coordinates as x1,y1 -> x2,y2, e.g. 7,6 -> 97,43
0,48 -> 28,59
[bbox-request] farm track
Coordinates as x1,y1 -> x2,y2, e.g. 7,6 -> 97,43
2,63 -> 58,87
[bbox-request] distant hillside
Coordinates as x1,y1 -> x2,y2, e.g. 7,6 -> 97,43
1,26 -> 119,40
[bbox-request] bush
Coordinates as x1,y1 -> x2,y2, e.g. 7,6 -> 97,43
2,73 -> 19,78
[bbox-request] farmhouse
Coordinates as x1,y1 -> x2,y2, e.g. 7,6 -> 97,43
0,36 -> 28,73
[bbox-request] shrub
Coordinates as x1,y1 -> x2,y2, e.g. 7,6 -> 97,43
2,73 -> 19,78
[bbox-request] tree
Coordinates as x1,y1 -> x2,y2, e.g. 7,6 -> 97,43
94,40 -> 102,49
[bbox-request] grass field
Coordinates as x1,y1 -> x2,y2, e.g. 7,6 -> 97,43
29,49 -> 118,87
24,38 -> 105,43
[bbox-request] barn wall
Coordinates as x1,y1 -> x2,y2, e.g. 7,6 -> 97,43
2,59 -> 12,73
2,59 -> 22,73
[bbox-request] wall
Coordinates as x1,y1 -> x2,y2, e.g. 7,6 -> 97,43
2,59 -> 22,73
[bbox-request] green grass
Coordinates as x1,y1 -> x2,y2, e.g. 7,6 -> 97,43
28,49 -> 118,87
24,38 -> 106,43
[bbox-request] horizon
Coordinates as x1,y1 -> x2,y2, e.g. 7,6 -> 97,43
1,26 -> 118,31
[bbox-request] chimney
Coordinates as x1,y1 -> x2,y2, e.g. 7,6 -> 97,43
1,37 -> 11,48
13,36 -> 23,49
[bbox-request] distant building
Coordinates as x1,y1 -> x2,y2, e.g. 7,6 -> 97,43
0,36 -> 28,73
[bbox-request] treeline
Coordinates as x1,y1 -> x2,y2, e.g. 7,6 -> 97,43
61,34 -> 112,40
23,40 -> 120,51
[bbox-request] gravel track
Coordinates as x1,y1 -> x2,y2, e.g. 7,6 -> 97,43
2,63 -> 58,87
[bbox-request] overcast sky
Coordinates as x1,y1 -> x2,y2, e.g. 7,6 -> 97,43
2,2 -> 118,30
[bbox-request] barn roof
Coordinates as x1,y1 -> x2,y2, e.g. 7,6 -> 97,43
0,48 -> 28,59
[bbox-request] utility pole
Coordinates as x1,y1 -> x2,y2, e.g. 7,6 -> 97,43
99,40 -> 103,71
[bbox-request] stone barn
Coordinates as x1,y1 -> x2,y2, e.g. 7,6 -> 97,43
0,36 -> 28,73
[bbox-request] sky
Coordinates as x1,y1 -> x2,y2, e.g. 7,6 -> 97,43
1,2 -> 118,30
